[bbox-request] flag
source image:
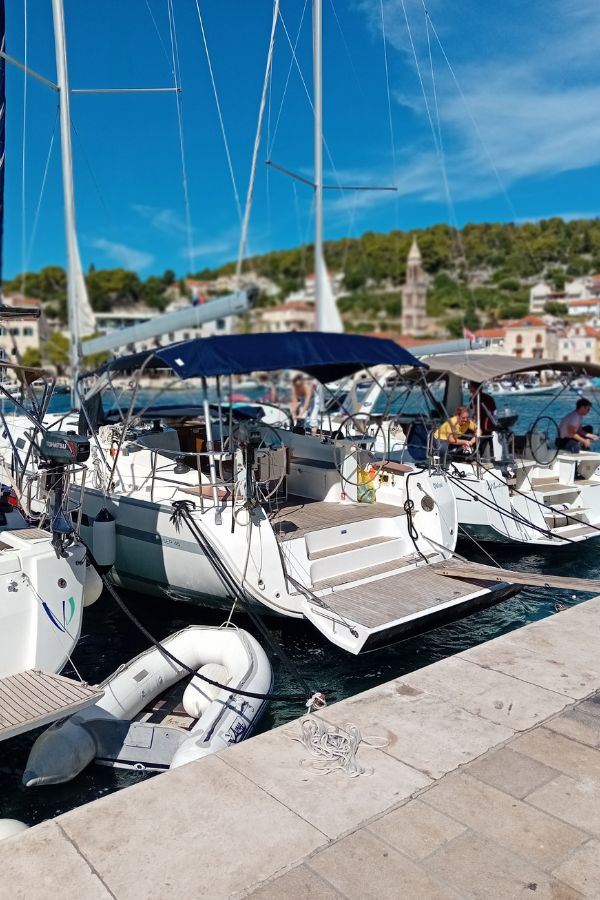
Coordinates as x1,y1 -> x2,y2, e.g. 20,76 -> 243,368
463,326 -> 476,342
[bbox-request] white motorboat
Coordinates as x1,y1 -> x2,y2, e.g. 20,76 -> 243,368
23,625 -> 272,786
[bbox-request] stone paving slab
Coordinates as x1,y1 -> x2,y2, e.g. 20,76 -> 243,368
461,633 -> 600,699
545,696 -> 600,747
421,770 -> 587,870
219,717 -> 430,839
527,774 -> 600,838
58,754 -> 327,900
323,681 -> 514,779
244,864 -> 344,899
464,746 -> 560,798
0,820 -> 112,900
367,798 -> 466,861
307,829 -> 461,900
424,830 -> 583,900
511,727 -> 600,780
552,839 -> 600,898
401,655 -> 571,730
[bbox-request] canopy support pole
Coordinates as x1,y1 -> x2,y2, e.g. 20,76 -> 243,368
202,376 -> 221,523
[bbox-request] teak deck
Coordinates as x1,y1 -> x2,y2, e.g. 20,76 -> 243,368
0,670 -> 103,742
319,563 -> 488,629
267,495 -> 405,541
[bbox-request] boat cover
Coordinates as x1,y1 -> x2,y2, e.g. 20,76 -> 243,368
419,353 -> 600,384
93,332 -> 426,383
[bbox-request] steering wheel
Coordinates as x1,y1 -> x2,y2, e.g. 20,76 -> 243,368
332,413 -> 388,487
527,416 -> 559,466
221,421 -> 287,500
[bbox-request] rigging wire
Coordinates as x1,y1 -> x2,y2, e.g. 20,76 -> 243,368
420,1 -> 518,221
268,0 -> 309,157
19,0 -> 28,297
236,0 -> 280,283
144,0 -> 173,70
25,109 -> 58,270
167,0 -> 195,274
193,0 -> 243,228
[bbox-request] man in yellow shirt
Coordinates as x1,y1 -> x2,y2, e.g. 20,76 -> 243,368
433,405 -> 478,467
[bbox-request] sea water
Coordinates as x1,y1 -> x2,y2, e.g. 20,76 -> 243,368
1,385 -> 599,825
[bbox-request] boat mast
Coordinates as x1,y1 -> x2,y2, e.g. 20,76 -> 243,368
313,0 -> 325,331
51,0 -> 83,406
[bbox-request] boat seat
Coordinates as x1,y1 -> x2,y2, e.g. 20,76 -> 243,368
381,461 -> 414,475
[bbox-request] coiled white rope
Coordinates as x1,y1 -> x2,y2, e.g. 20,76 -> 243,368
293,716 -> 388,778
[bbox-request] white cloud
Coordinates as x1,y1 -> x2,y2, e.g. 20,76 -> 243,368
352,0 -> 600,211
90,239 -> 154,271
132,204 -> 188,236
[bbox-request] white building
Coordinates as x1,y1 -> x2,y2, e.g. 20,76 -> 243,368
93,297 -> 234,353
567,298 -> 600,317
557,324 -> 600,364
0,295 -> 44,359
531,274 -> 600,313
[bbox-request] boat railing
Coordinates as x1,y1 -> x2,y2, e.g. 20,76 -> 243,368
129,441 -> 286,512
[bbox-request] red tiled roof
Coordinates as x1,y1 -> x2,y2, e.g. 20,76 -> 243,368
5,294 -> 42,307
568,299 -> 598,307
506,315 -> 545,328
475,328 -> 505,338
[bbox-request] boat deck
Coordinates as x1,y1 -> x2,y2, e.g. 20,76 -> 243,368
0,670 -> 103,742
320,563 -> 488,630
267,495 -> 405,541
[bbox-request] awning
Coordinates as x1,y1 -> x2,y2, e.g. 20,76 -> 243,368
94,332 -> 426,384
419,353 -> 600,383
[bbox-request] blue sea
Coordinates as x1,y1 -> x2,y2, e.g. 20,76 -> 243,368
2,385 -> 600,825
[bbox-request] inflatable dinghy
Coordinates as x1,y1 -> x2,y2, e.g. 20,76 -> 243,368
23,626 -> 272,787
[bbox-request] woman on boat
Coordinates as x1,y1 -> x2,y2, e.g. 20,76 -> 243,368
433,405 -> 478,467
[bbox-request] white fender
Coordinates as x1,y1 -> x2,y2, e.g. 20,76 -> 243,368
83,563 -> 103,607
0,820 -> 29,840
92,508 -> 116,570
23,626 -> 272,787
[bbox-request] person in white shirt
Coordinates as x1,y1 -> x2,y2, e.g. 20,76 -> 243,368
557,398 -> 600,452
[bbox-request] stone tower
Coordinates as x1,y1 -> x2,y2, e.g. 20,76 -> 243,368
401,236 -> 428,337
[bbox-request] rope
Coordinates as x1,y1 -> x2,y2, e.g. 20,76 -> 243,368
293,716 -> 388,777
168,499 -> 323,703
98,568 -> 314,705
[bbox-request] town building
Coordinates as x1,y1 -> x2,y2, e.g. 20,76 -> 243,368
503,315 -> 560,359
252,271 -> 345,333
557,324 -> 600,364
401,237 -> 428,337
530,274 -> 600,313
0,295 -> 44,360
93,295 -> 234,354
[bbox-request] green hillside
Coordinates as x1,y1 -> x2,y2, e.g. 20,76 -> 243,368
6,217 -> 600,335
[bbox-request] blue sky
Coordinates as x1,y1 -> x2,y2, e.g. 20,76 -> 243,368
3,0 -> 600,281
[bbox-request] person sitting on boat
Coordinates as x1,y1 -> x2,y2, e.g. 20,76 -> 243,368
291,374 -> 320,435
468,381 -> 497,458
433,405 -> 478,467
557,398 -> 600,453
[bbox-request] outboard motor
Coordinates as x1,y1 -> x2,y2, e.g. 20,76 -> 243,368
493,410 -> 519,470
39,432 -> 90,555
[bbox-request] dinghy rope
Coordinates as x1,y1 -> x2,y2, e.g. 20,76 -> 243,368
293,716 -> 388,777
97,569 -> 324,708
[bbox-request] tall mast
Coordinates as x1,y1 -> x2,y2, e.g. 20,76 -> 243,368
313,0 -> 325,331
51,0 -> 83,406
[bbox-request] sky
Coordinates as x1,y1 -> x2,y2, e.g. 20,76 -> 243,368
2,0 -> 600,281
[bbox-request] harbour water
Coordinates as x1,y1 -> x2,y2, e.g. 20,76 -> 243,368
1,385 -> 599,825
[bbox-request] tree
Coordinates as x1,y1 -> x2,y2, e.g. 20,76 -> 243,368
21,347 -> 41,368
543,301 -> 567,317
42,331 -> 70,375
